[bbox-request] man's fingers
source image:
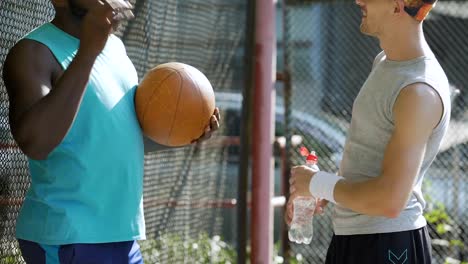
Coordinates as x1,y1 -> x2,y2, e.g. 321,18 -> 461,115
105,0 -> 133,11
285,200 -> 294,226
96,0 -> 114,12
289,185 -> 296,194
285,212 -> 292,226
198,127 -> 212,142
286,214 -> 293,225
317,198 -> 329,207
192,124 -> 214,144
210,116 -> 220,131
289,193 -> 298,203
314,206 -> 324,215
90,1 -> 117,24
104,0 -> 134,20
204,126 -> 212,139
314,199 -> 329,215
214,108 -> 221,122
288,176 -> 295,185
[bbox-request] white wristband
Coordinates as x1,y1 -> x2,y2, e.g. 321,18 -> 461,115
309,171 -> 344,204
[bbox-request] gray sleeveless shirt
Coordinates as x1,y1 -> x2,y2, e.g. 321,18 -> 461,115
333,51 -> 451,235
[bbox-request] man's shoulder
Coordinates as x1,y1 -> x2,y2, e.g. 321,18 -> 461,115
372,51 -> 386,69
7,39 -> 55,64
3,39 -> 57,81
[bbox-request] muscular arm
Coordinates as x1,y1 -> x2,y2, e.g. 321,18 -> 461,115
3,40 -> 98,160
3,2 -> 116,160
334,83 -> 443,218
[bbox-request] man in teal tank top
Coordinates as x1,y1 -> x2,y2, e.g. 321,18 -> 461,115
2,1 -> 220,263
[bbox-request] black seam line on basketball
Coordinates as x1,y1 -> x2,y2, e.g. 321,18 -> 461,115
166,69 -> 184,146
142,69 -> 177,122
141,69 -> 177,141
185,67 -> 207,139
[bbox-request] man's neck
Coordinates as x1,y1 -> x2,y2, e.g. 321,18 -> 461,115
51,15 -> 82,39
379,23 -> 430,61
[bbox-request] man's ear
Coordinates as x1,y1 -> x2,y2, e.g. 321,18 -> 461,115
393,0 -> 406,15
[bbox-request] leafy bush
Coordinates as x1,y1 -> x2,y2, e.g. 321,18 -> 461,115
140,233 -> 304,263
424,181 -> 467,264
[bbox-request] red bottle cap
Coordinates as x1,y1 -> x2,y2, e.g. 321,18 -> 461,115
306,152 -> 318,163
299,146 -> 310,157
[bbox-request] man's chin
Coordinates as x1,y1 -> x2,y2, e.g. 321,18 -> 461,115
359,25 -> 373,36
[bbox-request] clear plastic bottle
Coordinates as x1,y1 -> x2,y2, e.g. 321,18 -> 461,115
288,151 -> 319,244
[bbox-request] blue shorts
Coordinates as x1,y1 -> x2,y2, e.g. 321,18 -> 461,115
18,239 -> 144,264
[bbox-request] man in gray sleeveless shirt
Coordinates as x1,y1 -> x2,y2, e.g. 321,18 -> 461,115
287,0 -> 450,263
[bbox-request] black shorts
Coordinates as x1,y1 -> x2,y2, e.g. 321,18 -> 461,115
325,226 -> 432,264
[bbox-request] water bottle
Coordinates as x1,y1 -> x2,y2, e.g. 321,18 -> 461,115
288,150 -> 319,244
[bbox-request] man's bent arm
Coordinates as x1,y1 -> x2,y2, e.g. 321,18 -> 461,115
333,83 -> 443,218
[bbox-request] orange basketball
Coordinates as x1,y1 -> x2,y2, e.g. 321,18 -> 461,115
135,62 -> 216,147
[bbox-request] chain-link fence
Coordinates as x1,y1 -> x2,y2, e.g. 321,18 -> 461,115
280,1 -> 468,263
0,0 -> 247,263
2,1 -> 467,263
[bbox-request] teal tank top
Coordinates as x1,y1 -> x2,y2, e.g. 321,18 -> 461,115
15,23 -> 146,244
